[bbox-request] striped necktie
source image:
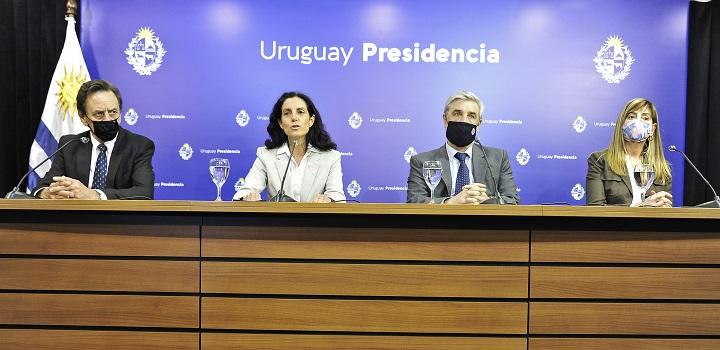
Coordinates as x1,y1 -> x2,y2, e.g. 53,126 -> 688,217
454,152 -> 469,195
91,144 -> 108,189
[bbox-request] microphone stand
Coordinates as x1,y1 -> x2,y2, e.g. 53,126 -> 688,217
668,145 -> 720,208
5,136 -> 90,199
271,140 -> 298,202
475,140 -> 505,204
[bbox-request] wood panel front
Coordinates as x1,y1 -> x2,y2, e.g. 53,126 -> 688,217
201,333 -> 526,350
540,205 -> 720,219
530,302 -> 720,335
203,262 -> 527,298
0,329 -> 198,350
531,266 -> 720,299
0,259 -> 198,292
203,226 -> 528,262
0,294 -> 198,328
532,230 -> 720,263
0,223 -> 199,257
0,199 -> 192,212
529,338 -> 720,350
194,201 -> 544,216
203,298 -> 527,333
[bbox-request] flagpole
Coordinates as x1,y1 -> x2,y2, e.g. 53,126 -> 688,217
66,0 -> 77,19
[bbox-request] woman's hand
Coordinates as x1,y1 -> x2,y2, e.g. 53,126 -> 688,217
242,191 -> 261,201
311,194 -> 332,203
636,190 -> 673,207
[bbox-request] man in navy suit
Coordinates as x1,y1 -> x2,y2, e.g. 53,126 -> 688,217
407,90 -> 519,204
34,79 -> 155,200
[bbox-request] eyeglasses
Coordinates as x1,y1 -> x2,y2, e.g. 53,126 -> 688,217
88,108 -> 120,121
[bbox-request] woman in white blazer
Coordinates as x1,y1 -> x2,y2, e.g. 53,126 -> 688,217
233,92 -> 346,203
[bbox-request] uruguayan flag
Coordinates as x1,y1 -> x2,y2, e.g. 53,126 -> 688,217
26,16 -> 90,191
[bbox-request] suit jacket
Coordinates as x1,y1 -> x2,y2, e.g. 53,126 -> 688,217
33,128 -> 155,199
586,149 -> 671,206
407,143 -> 520,204
233,145 -> 346,202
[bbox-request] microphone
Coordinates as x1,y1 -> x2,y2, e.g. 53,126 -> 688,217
668,145 -> 720,208
474,139 -> 505,204
5,136 -> 90,199
271,139 -> 298,202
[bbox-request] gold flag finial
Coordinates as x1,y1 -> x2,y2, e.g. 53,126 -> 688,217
66,0 -> 78,19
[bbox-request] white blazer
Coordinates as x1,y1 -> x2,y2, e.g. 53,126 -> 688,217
233,144 -> 346,202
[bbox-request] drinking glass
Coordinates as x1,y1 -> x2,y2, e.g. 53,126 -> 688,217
209,158 -> 230,201
633,163 -> 655,202
423,160 -> 443,204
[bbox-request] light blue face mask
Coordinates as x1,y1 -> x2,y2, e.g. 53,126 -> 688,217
622,118 -> 653,142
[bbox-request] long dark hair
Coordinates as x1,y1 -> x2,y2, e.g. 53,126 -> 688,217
264,92 -> 337,151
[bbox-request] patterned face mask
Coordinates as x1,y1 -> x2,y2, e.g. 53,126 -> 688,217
622,118 -> 653,142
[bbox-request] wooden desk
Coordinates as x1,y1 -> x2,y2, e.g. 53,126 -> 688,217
0,200 -> 718,349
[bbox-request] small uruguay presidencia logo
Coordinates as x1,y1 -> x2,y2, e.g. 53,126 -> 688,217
179,143 -> 193,160
234,177 -> 246,192
403,146 -> 417,163
571,183 -> 586,201
348,112 -> 363,129
516,148 -> 530,166
124,108 -> 139,126
347,180 -> 361,198
236,110 -> 250,127
573,115 -> 587,133
125,27 -> 166,76
594,35 -> 634,84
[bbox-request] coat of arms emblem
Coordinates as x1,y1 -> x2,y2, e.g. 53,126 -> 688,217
125,27 -> 166,76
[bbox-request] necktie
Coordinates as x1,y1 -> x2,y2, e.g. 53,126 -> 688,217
92,144 -> 108,189
454,152 -> 469,195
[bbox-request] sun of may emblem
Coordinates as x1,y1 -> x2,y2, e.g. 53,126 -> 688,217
125,27 -> 166,76
594,35 -> 635,84
55,65 -> 88,120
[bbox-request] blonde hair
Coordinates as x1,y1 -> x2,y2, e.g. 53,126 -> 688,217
606,98 -> 671,184
443,90 -> 485,116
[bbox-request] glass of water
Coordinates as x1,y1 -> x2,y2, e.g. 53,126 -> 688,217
209,158 -> 230,201
423,160 -> 443,204
633,163 -> 655,202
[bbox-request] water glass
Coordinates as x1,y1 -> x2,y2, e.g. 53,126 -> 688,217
423,160 -> 443,203
633,163 -> 655,202
209,158 -> 230,201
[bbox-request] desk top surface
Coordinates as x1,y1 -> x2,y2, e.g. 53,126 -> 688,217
0,199 -> 718,219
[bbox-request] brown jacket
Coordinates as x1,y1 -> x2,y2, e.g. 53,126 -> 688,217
586,150 -> 671,206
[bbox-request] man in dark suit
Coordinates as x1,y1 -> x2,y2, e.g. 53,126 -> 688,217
407,90 -> 519,204
33,79 -> 154,200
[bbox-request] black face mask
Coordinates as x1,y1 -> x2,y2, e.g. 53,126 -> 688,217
445,121 -> 477,147
92,118 -> 120,142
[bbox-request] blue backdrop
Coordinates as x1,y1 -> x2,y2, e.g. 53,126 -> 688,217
81,0 -> 688,203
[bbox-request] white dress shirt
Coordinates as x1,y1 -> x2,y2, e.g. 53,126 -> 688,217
283,143 -> 312,201
624,155 -> 643,206
445,143 -> 475,194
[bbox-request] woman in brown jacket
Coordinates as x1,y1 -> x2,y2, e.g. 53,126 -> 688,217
586,98 -> 673,207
